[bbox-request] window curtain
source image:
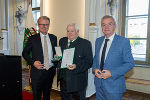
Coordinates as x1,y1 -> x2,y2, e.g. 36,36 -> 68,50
95,0 -> 122,36
105,0 -> 122,35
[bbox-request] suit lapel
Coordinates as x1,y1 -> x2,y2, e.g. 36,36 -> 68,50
105,34 -> 119,64
48,34 -> 56,56
36,34 -> 43,51
48,34 -> 53,47
35,34 -> 44,60
97,37 -> 105,65
69,37 -> 80,48
64,38 -> 68,49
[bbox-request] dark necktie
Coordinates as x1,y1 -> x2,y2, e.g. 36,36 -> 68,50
100,39 -> 109,71
67,41 -> 72,48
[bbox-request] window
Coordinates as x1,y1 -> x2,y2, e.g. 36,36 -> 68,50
123,0 -> 150,65
32,0 -> 40,28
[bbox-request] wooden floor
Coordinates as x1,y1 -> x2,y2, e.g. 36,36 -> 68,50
22,69 -> 150,100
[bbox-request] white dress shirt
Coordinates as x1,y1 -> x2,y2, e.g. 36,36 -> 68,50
40,32 -> 53,67
99,33 -> 115,64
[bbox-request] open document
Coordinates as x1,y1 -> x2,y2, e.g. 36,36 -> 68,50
61,48 -> 75,68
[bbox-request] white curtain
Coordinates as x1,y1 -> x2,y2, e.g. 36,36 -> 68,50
96,0 -> 122,35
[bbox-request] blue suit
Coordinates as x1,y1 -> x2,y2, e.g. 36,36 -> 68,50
92,34 -> 134,100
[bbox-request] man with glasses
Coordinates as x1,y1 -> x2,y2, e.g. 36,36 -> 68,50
22,16 -> 57,100
92,15 -> 134,100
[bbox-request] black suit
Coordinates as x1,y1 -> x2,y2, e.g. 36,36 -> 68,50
22,33 -> 57,100
58,37 -> 93,100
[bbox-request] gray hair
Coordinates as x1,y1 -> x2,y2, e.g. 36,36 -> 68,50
67,23 -> 79,33
37,16 -> 50,24
101,15 -> 116,25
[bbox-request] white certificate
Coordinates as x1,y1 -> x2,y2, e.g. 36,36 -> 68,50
61,48 -> 75,68
55,46 -> 62,57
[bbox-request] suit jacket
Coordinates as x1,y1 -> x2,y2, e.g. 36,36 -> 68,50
92,34 -> 134,93
22,33 -> 57,80
59,37 -> 93,92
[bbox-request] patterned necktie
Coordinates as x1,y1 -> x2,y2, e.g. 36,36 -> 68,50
100,39 -> 109,71
44,36 -> 50,70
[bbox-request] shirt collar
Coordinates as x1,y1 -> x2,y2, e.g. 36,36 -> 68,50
68,36 -> 79,43
105,33 -> 115,41
40,32 -> 48,37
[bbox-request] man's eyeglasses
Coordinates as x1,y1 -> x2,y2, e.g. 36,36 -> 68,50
102,22 -> 114,27
38,24 -> 49,26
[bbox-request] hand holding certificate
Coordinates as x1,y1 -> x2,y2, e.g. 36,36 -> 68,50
61,48 -> 75,68
52,47 -> 62,61
55,46 -> 62,57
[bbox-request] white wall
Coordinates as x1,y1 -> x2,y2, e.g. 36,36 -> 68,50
42,0 -> 85,42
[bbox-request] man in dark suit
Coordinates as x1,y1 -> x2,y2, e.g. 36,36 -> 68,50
58,23 -> 93,100
92,15 -> 134,100
22,16 -> 57,100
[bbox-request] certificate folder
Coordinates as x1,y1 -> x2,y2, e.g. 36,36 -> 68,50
61,48 -> 75,68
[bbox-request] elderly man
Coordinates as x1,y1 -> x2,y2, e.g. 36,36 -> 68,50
58,23 -> 93,100
92,15 -> 134,100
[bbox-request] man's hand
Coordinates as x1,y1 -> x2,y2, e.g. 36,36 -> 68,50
54,54 -> 58,58
33,61 -> 44,70
67,64 -> 76,70
101,70 -> 112,79
94,68 -> 102,78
